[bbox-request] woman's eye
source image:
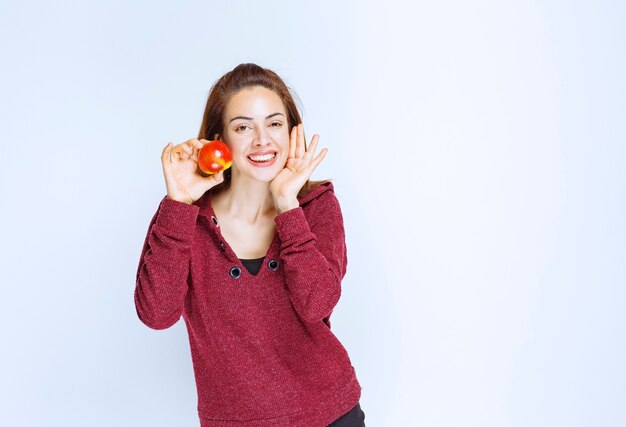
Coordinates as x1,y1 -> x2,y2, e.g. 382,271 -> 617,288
236,122 -> 281,132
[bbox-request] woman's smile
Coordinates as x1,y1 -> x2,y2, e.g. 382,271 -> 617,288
247,150 -> 278,167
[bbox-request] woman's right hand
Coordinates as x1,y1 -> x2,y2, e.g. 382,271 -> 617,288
161,138 -> 225,204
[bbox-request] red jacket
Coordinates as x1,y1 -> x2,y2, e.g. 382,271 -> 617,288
134,181 -> 362,426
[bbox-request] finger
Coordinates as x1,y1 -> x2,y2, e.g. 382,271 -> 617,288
173,139 -> 199,155
289,125 -> 297,159
213,170 -> 225,183
307,148 -> 328,173
180,138 -> 199,148
304,134 -> 320,161
188,140 -> 203,159
173,143 -> 191,153
296,123 -> 305,158
162,142 -> 173,163
174,142 -> 187,162
191,139 -> 208,155
186,140 -> 203,155
167,142 -> 175,164
181,144 -> 193,159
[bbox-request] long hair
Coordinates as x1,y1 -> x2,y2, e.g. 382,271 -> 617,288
198,63 -> 329,198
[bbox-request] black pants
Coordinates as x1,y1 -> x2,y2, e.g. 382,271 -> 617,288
327,402 -> 365,427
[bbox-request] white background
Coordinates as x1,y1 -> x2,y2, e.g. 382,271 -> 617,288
1,1 -> 624,426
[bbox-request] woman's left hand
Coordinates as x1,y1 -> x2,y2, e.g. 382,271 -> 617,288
270,123 -> 327,213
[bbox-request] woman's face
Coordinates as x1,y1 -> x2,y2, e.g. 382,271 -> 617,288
221,86 -> 290,183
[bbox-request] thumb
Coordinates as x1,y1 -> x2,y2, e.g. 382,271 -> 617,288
214,170 -> 225,183
205,169 -> 225,189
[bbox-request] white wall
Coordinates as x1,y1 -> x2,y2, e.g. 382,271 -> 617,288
1,1 -> 624,426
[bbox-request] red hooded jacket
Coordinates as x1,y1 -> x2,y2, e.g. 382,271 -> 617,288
134,181 -> 362,426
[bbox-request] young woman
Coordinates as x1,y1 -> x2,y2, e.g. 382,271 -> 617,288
134,63 -> 366,426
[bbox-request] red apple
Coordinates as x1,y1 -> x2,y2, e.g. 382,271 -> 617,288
197,140 -> 232,175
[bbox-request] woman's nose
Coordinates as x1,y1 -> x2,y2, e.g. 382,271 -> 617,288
253,127 -> 271,146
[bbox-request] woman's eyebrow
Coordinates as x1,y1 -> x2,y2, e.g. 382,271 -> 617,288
229,112 -> 285,123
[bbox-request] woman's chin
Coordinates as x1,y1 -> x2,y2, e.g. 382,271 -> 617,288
231,158 -> 286,183
249,161 -> 285,179
234,168 -> 280,183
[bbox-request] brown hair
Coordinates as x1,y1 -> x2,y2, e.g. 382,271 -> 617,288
198,63 -> 329,198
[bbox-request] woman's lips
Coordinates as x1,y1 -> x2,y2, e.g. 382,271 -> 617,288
246,153 -> 278,168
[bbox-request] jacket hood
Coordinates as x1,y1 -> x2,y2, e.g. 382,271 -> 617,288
297,181 -> 335,206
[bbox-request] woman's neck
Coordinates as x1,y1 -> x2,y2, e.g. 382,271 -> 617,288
214,177 -> 277,224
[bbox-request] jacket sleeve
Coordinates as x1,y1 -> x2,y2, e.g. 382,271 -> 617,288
273,191 -> 348,324
134,196 -> 200,330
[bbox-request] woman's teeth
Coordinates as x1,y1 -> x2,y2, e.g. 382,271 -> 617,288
248,153 -> 276,163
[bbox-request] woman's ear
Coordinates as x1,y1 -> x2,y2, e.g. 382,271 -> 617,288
214,133 -> 220,140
